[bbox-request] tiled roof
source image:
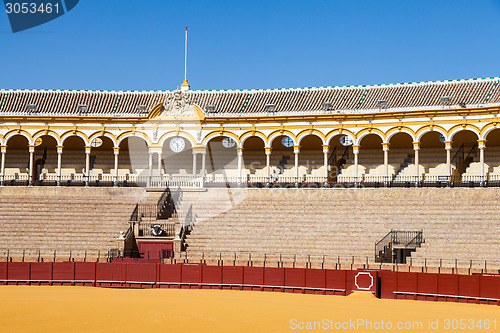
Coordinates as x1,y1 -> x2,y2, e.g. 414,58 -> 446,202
0,77 -> 499,117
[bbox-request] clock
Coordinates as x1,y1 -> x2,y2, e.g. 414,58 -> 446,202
170,137 -> 186,153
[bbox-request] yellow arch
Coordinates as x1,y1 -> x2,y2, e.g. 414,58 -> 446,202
4,130 -> 33,145
325,128 -> 356,145
385,126 -> 417,143
239,130 -> 267,146
88,131 -> 118,146
415,125 -> 448,142
202,130 -> 240,146
266,130 -> 297,146
117,131 -> 153,146
354,128 -> 386,145
447,124 -> 480,141
480,122 -> 500,140
60,130 -> 90,145
296,129 -> 326,145
156,131 -> 197,147
32,130 -> 62,145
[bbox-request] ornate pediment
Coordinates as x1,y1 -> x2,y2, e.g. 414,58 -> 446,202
161,90 -> 196,117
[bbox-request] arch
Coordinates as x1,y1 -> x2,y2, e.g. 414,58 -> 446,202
239,131 -> 267,147
201,131 -> 239,147
116,131 -> 152,146
267,130 -> 297,147
32,130 -> 62,146
88,131 -> 118,147
385,127 -> 416,143
415,125 -> 448,142
0,135 -> 4,146
4,130 -> 33,145
296,130 -> 326,145
325,129 -> 356,145
480,123 -> 500,140
60,130 -> 89,146
448,125 -> 480,141
354,128 -> 385,146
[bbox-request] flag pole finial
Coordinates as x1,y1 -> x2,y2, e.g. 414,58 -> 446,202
181,27 -> 190,91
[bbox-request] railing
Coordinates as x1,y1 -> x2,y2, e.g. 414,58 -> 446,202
137,221 -> 176,237
451,143 -> 464,167
375,230 -> 424,263
3,173 -> 500,188
327,146 -> 337,165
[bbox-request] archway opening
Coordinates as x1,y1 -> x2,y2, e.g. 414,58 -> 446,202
270,135 -> 294,179
358,134 -> 383,180
327,134 -> 351,181
242,137 -> 266,180
298,135 -> 323,180
161,137 -> 194,176
484,129 -> 500,178
451,130 -> 479,176
419,131 -> 446,177
206,136 -> 238,180
89,136 -> 115,177
5,135 -> 29,180
388,132 -> 414,179
119,137 -> 149,176
61,136 -> 86,178
33,135 -> 57,181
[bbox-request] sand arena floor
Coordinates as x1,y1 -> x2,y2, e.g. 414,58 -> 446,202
0,286 -> 498,332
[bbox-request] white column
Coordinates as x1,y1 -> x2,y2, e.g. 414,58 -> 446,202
322,145 -> 329,182
237,147 -> 243,183
28,145 -> 35,185
148,150 -> 153,187
265,147 -> 272,181
192,152 -> 197,176
479,140 -> 486,182
57,146 -> 63,185
445,141 -> 452,178
201,152 -> 206,187
353,145 -> 360,183
413,142 -> 420,181
0,145 -> 6,185
294,145 -> 300,183
157,152 -> 162,175
113,147 -> 119,184
85,146 -> 91,185
382,143 -> 389,181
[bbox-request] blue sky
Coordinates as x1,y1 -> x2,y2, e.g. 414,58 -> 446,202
1,0 -> 500,91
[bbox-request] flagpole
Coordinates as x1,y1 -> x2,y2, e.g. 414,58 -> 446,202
184,27 -> 188,81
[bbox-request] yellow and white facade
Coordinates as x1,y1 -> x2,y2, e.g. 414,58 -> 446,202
1,77 -> 500,186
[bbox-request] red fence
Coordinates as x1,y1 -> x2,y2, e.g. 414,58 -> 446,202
0,262 -> 498,305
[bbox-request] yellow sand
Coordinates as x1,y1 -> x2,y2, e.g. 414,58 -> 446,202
0,287 -> 498,332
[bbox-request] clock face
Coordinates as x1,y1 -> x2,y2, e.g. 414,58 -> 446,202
170,137 -> 186,153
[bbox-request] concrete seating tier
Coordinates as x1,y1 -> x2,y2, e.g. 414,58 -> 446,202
184,188 -> 500,263
0,187 -> 161,259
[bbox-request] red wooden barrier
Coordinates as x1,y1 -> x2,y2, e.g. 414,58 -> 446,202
30,262 -> 53,285
1,261 -> 499,306
7,262 -> 30,285
263,267 -> 284,292
74,262 -> 95,286
126,263 -> 156,288
201,265 -> 221,289
0,262 -> 8,283
305,268 -> 326,294
284,267 -> 306,293
52,262 -> 75,285
158,263 -> 181,288
242,266 -> 263,291
222,266 -> 244,290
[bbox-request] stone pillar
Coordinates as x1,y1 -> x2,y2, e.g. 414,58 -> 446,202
322,144 -> 329,182
413,142 -> 420,181
28,145 -> 35,185
85,146 -> 91,185
0,145 -> 6,185
353,145 -> 360,183
265,147 -> 272,180
57,145 -> 63,185
445,141 -> 453,178
148,150 -> 153,187
293,145 -> 300,183
157,152 -> 162,175
201,151 -> 206,186
192,152 -> 197,176
113,147 -> 120,184
382,142 -> 390,181
478,139 -> 486,182
237,147 -> 243,183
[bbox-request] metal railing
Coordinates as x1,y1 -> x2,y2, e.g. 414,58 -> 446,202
137,221 -> 176,237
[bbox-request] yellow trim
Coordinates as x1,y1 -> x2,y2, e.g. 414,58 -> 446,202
201,131 -> 240,146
